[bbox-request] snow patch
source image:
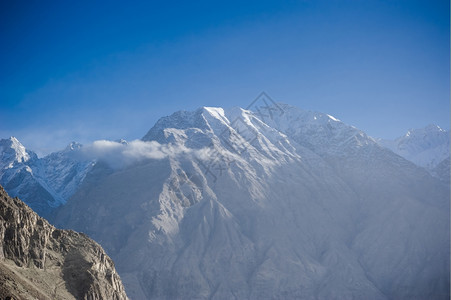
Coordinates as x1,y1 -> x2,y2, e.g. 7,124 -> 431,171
327,114 -> 340,122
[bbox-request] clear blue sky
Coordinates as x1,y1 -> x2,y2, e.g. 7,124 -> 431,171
0,0 -> 449,155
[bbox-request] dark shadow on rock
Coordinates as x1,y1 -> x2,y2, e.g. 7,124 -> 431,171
62,246 -> 94,299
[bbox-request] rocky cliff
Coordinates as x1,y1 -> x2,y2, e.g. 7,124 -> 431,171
0,185 -> 129,300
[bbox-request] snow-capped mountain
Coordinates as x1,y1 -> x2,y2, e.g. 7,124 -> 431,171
0,137 -> 36,170
53,105 -> 449,300
0,137 -> 95,217
378,125 -> 449,170
35,142 -> 95,202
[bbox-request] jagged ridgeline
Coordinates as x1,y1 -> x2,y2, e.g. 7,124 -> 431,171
0,185 -> 129,300
1,104 -> 449,299
55,106 -> 449,299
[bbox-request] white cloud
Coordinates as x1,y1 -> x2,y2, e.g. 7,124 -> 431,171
80,139 -> 191,169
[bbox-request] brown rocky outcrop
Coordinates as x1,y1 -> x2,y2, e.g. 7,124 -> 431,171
0,185 -> 129,300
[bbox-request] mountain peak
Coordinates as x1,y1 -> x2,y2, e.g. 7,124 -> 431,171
326,114 -> 341,122
8,136 -> 20,144
405,124 -> 446,137
64,141 -> 83,152
115,139 -> 129,145
201,106 -> 225,116
379,124 -> 450,170
254,102 -> 342,125
0,136 -> 34,167
53,104 -> 450,300
1,136 -> 25,151
142,107 -> 229,142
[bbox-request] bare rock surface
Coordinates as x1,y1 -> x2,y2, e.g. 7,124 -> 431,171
0,185 -> 129,300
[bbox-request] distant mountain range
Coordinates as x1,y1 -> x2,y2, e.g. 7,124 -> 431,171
0,138 -> 94,217
1,103 -> 449,299
1,110 -> 448,219
378,124 -> 449,169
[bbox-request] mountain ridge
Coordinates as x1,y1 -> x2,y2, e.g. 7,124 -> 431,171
0,137 -> 95,217
2,104 -> 447,218
51,104 -> 449,299
378,124 -> 449,168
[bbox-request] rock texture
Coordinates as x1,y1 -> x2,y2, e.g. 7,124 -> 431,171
0,185 -> 128,300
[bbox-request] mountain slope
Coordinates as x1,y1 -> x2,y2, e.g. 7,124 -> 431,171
54,105 -> 449,300
0,185 -> 129,300
378,125 -> 449,171
0,138 -> 94,217
432,157 -> 450,183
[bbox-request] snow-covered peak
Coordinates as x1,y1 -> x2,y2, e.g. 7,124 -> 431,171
0,137 -> 36,169
404,124 -> 446,139
251,103 -> 374,156
2,137 -> 31,161
143,105 -> 301,164
403,124 -> 446,139
143,103 -> 377,159
64,141 -> 83,152
142,108 -> 214,142
115,139 -> 129,145
327,114 -> 340,122
201,106 -> 226,120
0,136 -> 96,215
258,102 -> 341,124
53,103 -> 449,300
247,102 -> 346,134
378,124 -> 450,170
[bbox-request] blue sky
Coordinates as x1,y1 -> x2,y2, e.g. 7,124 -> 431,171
0,0 -> 449,155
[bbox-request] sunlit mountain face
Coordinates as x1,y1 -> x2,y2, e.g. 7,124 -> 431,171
2,103 -> 443,299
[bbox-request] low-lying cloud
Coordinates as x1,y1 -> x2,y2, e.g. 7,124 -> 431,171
78,139 -> 191,169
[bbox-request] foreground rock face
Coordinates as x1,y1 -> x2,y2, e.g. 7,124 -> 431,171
0,185 -> 129,300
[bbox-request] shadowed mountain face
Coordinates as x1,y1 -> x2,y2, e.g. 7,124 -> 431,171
53,105 -> 449,300
0,185 -> 129,300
